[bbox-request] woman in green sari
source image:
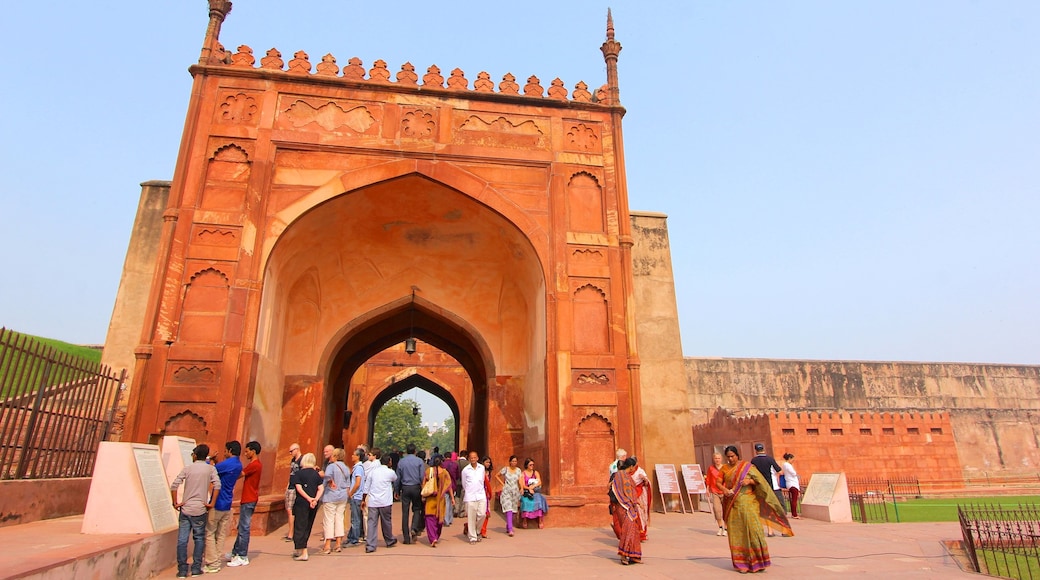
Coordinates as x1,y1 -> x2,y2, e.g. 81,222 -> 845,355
717,445 -> 793,573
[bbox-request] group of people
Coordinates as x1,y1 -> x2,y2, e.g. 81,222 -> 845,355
279,443 -> 552,560
705,443 -> 800,574
604,443 -> 800,573
169,440 -> 263,577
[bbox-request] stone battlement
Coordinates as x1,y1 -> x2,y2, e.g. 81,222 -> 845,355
203,43 -> 605,104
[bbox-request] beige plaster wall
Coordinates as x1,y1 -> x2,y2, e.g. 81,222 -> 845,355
100,181 -> 171,437
629,212 -> 693,468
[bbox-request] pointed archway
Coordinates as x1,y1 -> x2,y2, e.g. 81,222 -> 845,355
367,373 -> 460,450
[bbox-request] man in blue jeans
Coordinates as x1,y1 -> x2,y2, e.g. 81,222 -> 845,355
346,448 -> 366,546
171,444 -> 220,578
227,441 -> 262,567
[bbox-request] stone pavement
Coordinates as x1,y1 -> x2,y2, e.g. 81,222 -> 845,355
0,509 -> 974,578
151,510 -> 973,579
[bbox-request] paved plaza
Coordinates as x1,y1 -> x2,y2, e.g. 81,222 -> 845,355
0,508 -> 975,578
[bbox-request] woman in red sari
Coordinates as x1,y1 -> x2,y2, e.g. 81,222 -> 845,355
609,457 -> 642,565
718,445 -> 792,573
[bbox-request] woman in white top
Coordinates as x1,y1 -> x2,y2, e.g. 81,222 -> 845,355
781,453 -> 801,519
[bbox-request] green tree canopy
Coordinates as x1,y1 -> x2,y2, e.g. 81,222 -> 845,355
429,416 -> 456,453
372,396 -> 429,452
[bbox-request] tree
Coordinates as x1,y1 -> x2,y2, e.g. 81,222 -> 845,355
430,416 -> 456,453
372,396 -> 429,451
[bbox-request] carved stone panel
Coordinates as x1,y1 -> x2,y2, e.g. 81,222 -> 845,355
275,96 -> 380,136
452,111 -> 549,150
571,281 -> 611,354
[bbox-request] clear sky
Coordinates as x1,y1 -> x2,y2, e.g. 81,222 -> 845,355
1,1 -> 1037,377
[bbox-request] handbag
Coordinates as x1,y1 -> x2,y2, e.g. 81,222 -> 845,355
421,467 -> 438,498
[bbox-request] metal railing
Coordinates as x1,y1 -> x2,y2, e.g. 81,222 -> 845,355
959,503 -> 1040,579
0,328 -> 125,479
848,476 -> 922,498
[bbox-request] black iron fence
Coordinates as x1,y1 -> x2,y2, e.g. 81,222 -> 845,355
848,476 -> 922,498
0,328 -> 125,479
959,503 -> 1040,580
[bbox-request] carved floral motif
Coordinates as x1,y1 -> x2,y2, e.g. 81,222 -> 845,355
219,93 -> 258,124
567,123 -> 600,151
402,109 -> 435,138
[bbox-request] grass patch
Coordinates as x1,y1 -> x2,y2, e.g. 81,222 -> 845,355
858,496 -> 1040,523
0,329 -> 102,397
979,548 -> 1040,579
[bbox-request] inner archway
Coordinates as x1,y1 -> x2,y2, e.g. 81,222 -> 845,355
368,372 -> 460,452
253,171 -> 548,489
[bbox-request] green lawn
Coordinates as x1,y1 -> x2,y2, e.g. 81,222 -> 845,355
0,329 -> 102,397
858,496 -> 1040,523
979,549 -> 1040,580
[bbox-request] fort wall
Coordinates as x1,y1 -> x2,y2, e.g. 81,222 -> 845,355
686,358 -> 1040,480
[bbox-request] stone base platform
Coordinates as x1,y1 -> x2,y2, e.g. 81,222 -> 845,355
0,516 -> 175,579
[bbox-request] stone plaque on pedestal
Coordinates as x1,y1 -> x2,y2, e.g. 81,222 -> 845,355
82,442 -> 178,534
800,472 -> 852,523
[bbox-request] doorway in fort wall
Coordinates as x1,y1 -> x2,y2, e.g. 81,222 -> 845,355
251,174 -> 549,491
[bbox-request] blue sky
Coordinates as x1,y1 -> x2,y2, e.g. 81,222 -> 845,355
1,1 -> 1037,378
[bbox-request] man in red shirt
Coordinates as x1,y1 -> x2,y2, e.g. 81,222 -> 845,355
705,452 -> 727,536
227,441 -> 263,567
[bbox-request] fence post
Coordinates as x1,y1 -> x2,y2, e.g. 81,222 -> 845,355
888,481 -> 900,523
14,358 -> 54,479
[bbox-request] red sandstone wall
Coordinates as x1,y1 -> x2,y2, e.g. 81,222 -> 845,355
694,409 -> 962,489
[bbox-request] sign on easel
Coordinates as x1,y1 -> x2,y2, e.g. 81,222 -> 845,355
680,464 -> 708,512
653,464 -> 688,514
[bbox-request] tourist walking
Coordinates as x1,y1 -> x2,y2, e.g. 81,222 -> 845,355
609,448 -> 627,475
442,448 -> 460,525
782,453 -> 801,519
718,445 -> 792,573
519,458 -> 547,528
495,455 -> 522,536
363,452 -> 398,553
609,457 -> 642,565
320,448 -> 349,553
705,452 -> 727,536
395,443 -> 426,544
750,443 -> 786,522
460,450 -> 487,543
290,453 -> 325,561
422,456 -> 454,547
171,444 -> 220,578
228,440 -> 263,567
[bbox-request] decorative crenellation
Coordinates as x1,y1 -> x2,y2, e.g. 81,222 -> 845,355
219,45 -> 606,105
693,406 -> 952,431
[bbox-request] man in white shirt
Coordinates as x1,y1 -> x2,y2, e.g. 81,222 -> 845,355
362,451 -> 398,553
460,450 -> 487,544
